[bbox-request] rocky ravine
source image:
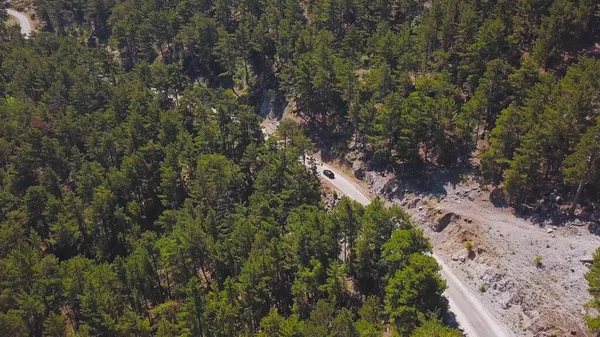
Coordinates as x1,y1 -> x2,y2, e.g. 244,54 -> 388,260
362,170 -> 600,337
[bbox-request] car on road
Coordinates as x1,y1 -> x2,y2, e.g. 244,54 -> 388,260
323,169 -> 335,179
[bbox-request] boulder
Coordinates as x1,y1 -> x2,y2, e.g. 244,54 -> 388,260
490,186 -> 508,207
352,160 -> 366,180
514,203 -> 534,215
432,212 -> 460,232
345,151 -> 359,162
407,198 -> 421,209
365,172 -> 376,186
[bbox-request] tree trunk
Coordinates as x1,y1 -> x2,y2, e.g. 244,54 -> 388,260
474,118 -> 480,151
165,269 -> 172,299
570,151 -> 598,215
570,181 -> 584,215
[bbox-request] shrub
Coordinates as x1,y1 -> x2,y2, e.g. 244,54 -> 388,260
460,174 -> 469,184
534,255 -> 543,267
479,284 -> 486,292
465,241 -> 473,252
518,313 -> 524,329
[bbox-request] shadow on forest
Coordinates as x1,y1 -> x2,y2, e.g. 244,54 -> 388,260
507,185 -> 600,231
376,162 -> 475,203
306,123 -> 353,162
513,206 -> 600,233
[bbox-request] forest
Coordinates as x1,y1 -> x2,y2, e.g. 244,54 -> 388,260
1,0 -> 600,336
22,0 -> 600,207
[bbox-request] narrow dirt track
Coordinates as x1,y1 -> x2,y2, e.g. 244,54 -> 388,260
7,9 -> 32,37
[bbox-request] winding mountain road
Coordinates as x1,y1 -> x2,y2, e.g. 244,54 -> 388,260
6,9 -> 32,37
314,161 -> 512,337
6,3 -> 513,335
2,10 -> 512,333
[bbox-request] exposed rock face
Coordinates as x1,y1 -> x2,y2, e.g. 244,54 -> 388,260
358,165 -> 600,337
432,212 -> 460,232
364,172 -> 377,186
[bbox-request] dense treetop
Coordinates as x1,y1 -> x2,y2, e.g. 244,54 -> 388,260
13,0 -> 600,206
2,0 -> 600,335
0,1 -> 459,336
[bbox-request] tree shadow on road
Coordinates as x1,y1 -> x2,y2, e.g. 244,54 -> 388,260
443,309 -> 461,330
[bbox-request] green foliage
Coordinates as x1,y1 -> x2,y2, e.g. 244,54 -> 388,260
484,58 -> 600,203
410,318 -> 463,337
7,0 -> 599,334
354,296 -> 383,336
534,255 -> 543,268
564,122 -> 600,187
586,248 -> 600,332
385,254 -> 448,334
0,34 -> 454,333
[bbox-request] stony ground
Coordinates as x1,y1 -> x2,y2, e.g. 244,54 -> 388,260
363,170 -> 600,337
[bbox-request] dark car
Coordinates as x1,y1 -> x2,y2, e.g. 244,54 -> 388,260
323,169 -> 335,179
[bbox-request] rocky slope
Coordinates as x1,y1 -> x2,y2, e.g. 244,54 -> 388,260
363,170 -> 600,337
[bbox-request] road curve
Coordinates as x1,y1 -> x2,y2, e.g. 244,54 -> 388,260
314,161 -> 512,337
6,9 -> 32,37
313,161 -> 371,205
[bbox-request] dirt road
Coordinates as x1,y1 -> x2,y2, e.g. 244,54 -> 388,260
6,9 -> 32,37
314,162 -> 371,205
